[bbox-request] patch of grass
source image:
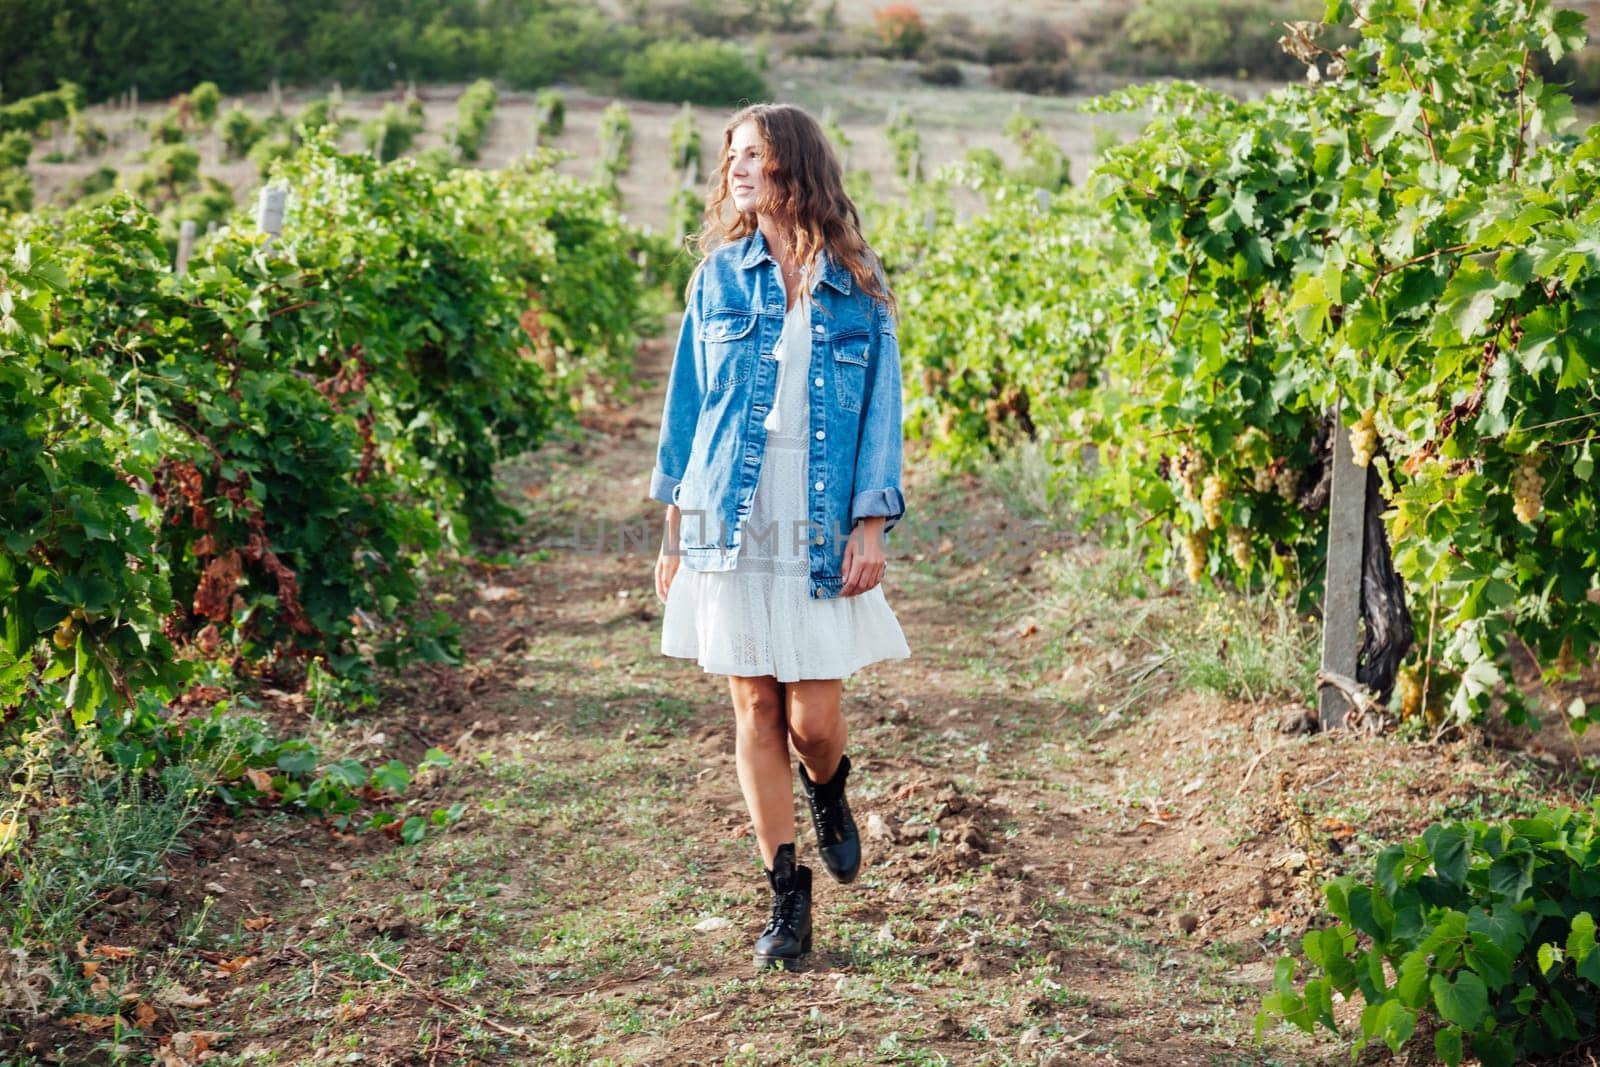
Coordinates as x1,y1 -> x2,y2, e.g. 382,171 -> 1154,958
1,715 -> 216,1025
1022,538 -> 1316,721
983,437 -> 1073,531
1169,594 -> 1317,704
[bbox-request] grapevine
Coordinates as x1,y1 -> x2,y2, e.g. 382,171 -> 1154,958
875,0 -> 1600,728
1,137 -> 649,743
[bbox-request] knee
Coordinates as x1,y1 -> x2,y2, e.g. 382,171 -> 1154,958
733,688 -> 786,747
787,703 -> 840,754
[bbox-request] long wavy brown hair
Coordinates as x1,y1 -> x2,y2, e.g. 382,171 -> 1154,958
694,103 -> 896,318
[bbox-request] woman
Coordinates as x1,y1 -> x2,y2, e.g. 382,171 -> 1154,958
648,103 -> 911,971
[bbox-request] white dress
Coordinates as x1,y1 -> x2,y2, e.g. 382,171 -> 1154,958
660,270 -> 912,682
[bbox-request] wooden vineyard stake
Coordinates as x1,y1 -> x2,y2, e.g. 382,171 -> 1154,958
1319,411 -> 1368,730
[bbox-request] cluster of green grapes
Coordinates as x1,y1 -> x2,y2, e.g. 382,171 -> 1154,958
1250,461 -> 1299,502
1274,465 -> 1299,502
1176,444 -> 1203,500
1201,473 -> 1226,530
1349,409 -> 1377,468
1182,527 -> 1208,585
1511,453 -> 1544,524
1227,526 -> 1251,573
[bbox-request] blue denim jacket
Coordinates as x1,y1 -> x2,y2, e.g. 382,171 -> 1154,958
648,229 -> 906,600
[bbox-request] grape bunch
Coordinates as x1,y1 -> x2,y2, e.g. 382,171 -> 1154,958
1349,409 -> 1377,468
1274,465 -> 1300,502
1227,526 -> 1251,573
1201,474 -> 1226,530
1177,445 -> 1203,500
1512,453 -> 1544,524
1182,527 -> 1208,585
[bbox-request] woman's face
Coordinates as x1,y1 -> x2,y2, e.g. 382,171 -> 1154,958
726,120 -> 770,215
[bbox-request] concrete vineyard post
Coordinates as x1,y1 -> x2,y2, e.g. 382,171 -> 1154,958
1318,412 -> 1368,730
175,219 -> 196,276
257,185 -> 287,247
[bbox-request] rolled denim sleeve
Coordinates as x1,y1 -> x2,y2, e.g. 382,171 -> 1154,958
649,272 -> 705,506
851,301 -> 907,534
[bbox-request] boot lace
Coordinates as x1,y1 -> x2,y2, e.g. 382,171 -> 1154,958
808,788 -> 856,847
763,885 -> 806,937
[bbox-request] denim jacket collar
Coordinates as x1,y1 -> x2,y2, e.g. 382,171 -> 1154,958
737,227 -> 854,296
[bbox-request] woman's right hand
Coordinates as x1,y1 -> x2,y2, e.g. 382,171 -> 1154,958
655,550 -> 680,604
655,505 -> 681,603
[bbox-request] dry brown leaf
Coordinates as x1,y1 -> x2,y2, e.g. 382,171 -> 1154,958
1015,618 -> 1039,638
242,915 -> 273,931
194,623 -> 222,656
163,1030 -> 230,1065
94,944 -> 137,960
332,1001 -> 370,1023
154,984 -> 212,1009
193,550 -> 243,622
178,1030 -> 227,1053
81,960 -> 102,979
134,1000 -> 158,1028
66,1012 -> 121,1033
244,769 -> 274,792
214,956 -> 255,977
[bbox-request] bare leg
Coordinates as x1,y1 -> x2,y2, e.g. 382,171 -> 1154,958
729,674 -> 794,867
785,678 -> 846,785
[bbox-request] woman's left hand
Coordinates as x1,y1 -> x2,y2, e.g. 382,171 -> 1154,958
840,517 -> 888,596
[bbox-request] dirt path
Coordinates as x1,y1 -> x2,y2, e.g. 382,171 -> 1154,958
76,328 -> 1479,1067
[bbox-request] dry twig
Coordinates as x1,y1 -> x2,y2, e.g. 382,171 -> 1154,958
364,953 -> 538,1049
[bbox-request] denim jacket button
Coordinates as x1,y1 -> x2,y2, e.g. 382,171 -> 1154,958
813,376 -> 823,387
813,324 -> 824,333
815,430 -> 825,440
814,481 -> 824,491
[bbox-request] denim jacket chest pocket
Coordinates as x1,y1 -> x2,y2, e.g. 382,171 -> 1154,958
697,308 -> 758,391
823,325 -> 871,414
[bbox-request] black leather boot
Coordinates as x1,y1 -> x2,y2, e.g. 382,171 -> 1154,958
753,843 -> 813,971
798,753 -> 861,884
